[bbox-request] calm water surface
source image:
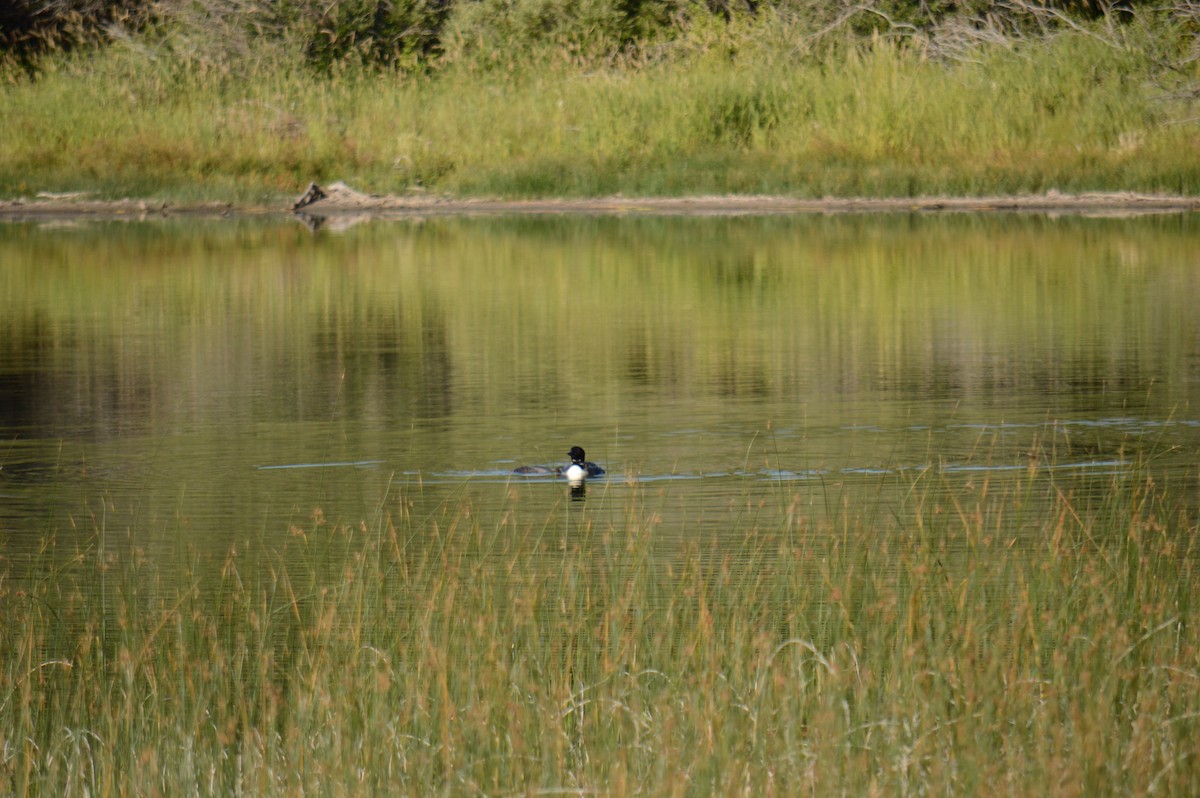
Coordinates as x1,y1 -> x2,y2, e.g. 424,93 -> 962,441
1,212 -> 1198,578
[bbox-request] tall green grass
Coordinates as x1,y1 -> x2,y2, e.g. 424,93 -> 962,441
2,8 -> 1198,201
3,458 -> 1198,794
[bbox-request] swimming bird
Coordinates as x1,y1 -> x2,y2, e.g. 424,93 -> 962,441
513,445 -> 605,480
563,446 -> 605,482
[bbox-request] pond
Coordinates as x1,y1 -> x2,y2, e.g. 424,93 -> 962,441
1,211 -> 1198,578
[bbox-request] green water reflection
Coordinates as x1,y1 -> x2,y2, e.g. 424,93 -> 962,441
0,213 -> 1197,567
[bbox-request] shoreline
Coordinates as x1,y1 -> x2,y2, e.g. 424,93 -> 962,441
2,188 -> 1200,221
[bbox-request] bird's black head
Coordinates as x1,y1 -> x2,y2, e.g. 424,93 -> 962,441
568,446 -> 586,463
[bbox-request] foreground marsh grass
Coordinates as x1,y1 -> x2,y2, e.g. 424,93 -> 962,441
3,457 -> 1199,795
2,8 -> 1199,201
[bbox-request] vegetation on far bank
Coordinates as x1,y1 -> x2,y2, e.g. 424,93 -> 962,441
2,1 -> 1199,201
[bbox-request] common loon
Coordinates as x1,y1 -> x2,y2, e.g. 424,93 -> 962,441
513,446 -> 605,480
563,446 -> 605,481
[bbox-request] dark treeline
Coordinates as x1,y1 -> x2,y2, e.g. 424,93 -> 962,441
0,0 -> 1143,73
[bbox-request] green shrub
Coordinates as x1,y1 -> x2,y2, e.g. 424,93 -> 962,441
0,0 -> 154,71
440,0 -> 683,70
298,0 -> 452,71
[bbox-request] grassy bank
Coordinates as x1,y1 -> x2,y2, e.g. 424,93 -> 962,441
2,6 -> 1199,202
3,458 -> 1199,795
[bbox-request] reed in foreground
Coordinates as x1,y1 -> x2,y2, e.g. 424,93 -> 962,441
2,466 -> 1199,796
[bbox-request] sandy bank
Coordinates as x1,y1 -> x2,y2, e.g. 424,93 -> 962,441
2,185 -> 1199,222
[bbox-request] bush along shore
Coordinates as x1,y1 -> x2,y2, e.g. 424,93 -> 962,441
1,1 -> 1199,204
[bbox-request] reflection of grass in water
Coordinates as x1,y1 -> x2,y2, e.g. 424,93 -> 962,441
3,214 -> 1198,466
3,445 -> 1198,795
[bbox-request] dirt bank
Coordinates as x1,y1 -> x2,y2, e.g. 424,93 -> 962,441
2,185 -> 1199,222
